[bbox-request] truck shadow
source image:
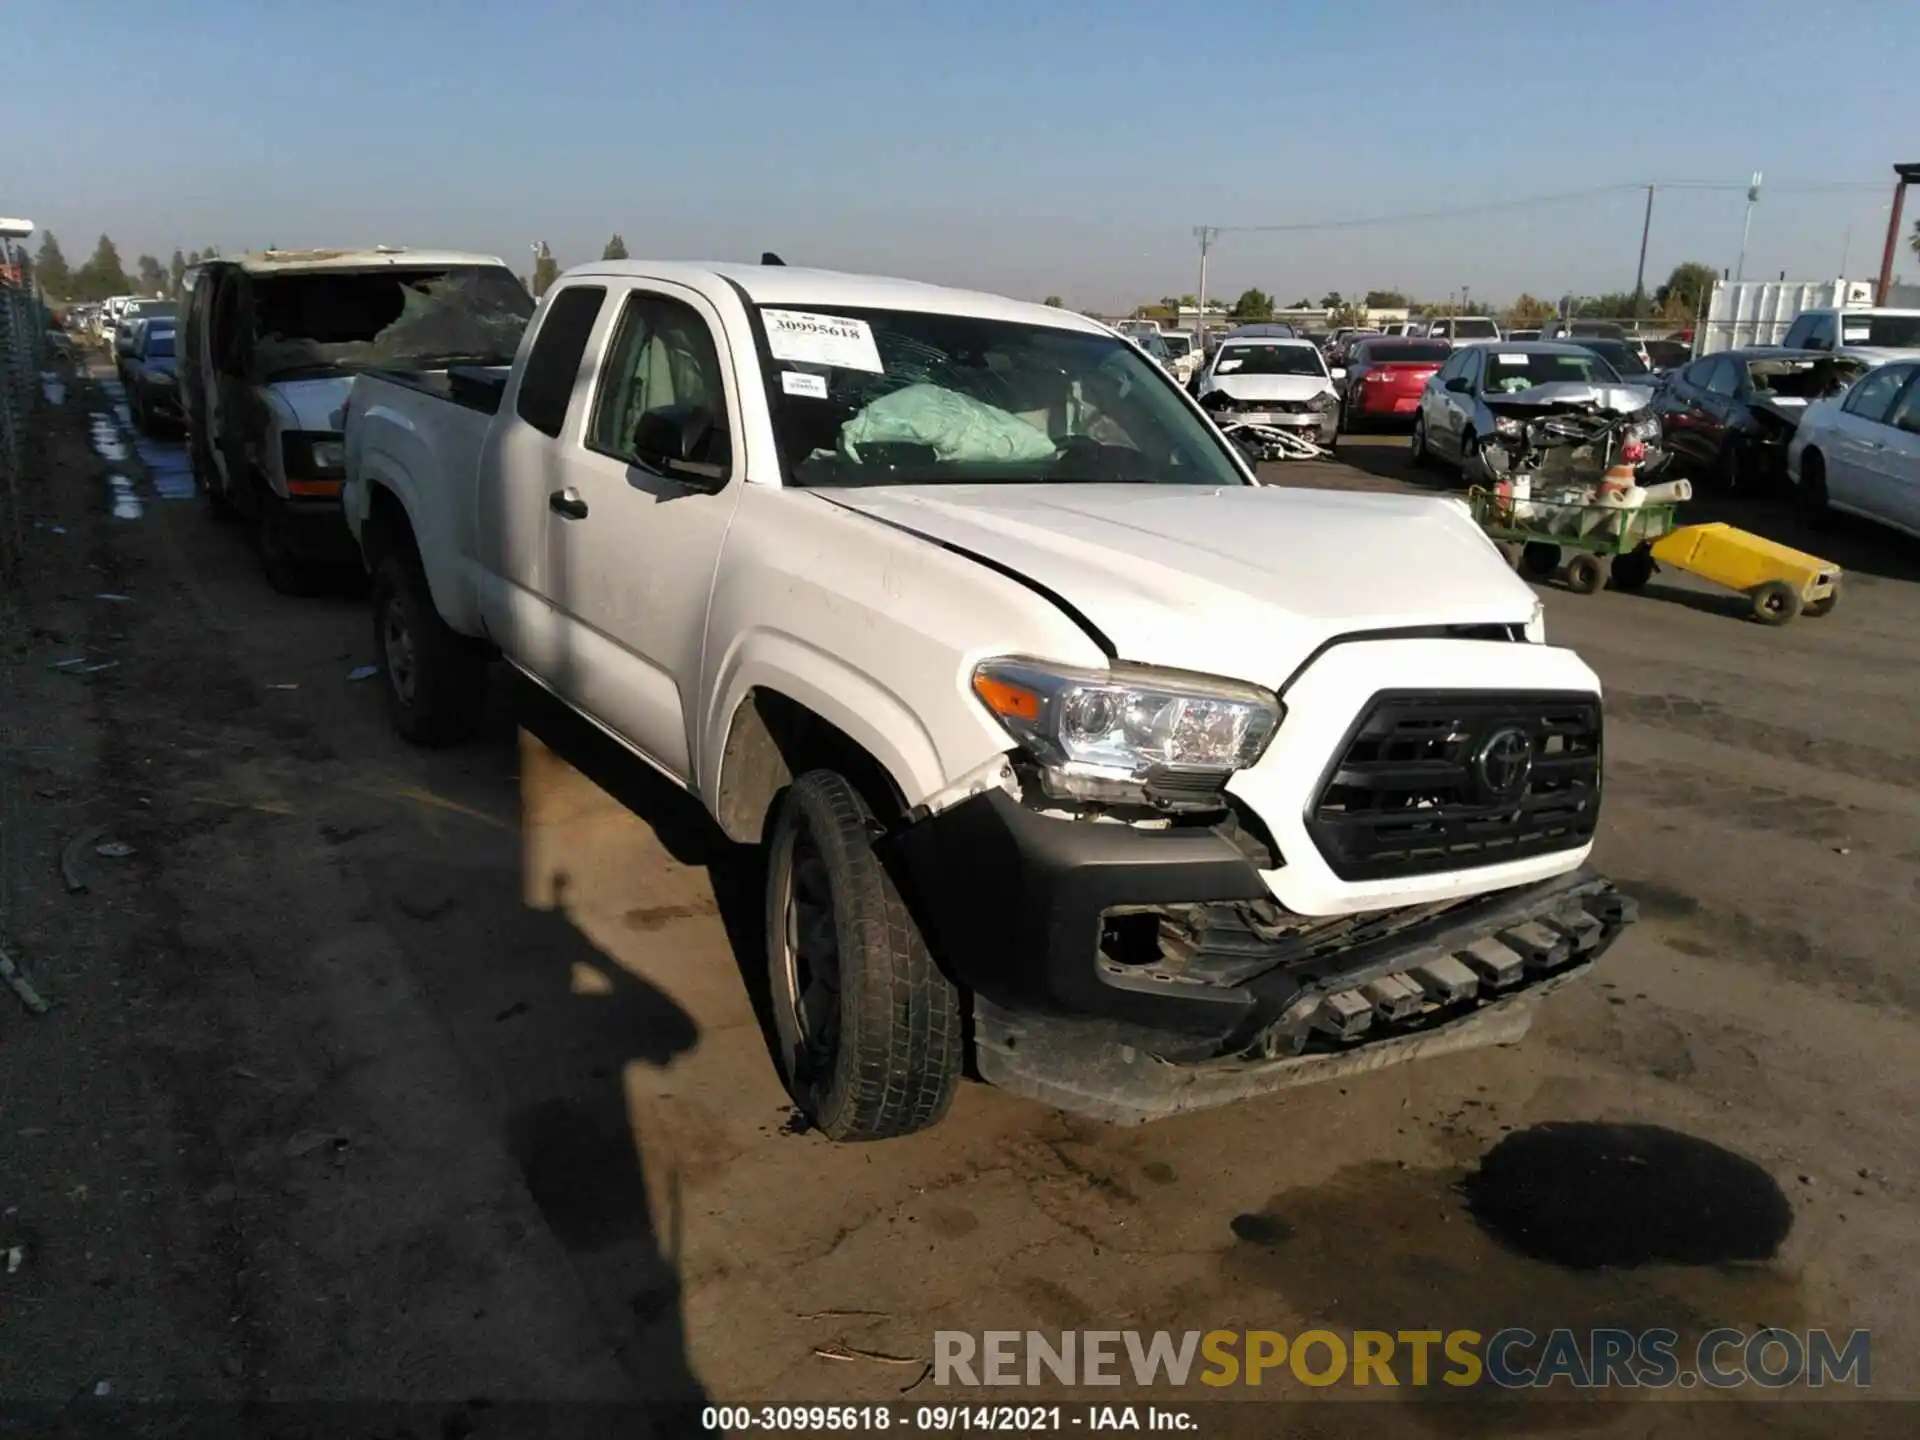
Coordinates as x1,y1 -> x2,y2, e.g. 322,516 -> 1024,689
507,675 -> 785,1077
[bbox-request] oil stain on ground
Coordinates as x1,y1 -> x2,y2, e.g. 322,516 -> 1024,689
1220,1123 -> 1801,1429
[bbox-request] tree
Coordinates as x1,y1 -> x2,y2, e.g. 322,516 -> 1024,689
72,234 -> 132,301
33,232 -> 72,298
202,245 -> 220,259
168,250 -> 187,295
1319,291 -> 1343,309
601,234 -> 629,261
1505,293 -> 1555,328
1042,295 -> 1064,307
136,254 -> 167,295
1572,291 -> 1636,319
186,249 -> 201,268
1653,261 -> 1717,319
1290,297 -> 1314,310
531,242 -> 560,297
1230,287 -> 1272,320
1328,301 -> 1368,328
1364,289 -> 1408,308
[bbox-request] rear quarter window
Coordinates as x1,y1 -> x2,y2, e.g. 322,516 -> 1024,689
515,286 -> 607,438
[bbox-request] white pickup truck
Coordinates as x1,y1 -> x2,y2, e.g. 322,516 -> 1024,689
340,261 -> 1636,1140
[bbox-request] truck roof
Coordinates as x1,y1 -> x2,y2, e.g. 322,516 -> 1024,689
562,261 -> 1111,335
225,247 -> 509,274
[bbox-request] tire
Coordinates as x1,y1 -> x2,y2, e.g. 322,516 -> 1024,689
369,546 -> 490,745
765,770 -> 961,1142
1749,580 -> 1802,626
1410,412 -> 1433,468
1564,552 -> 1610,595
254,488 -> 328,597
1797,451 -> 1833,528
1714,440 -> 1743,492
1520,541 -> 1562,579
1496,541 -> 1525,571
1609,545 -> 1656,593
1459,430 -> 1489,485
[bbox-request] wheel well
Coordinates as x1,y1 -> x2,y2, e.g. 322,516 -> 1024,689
715,689 -> 908,844
362,484 -> 418,567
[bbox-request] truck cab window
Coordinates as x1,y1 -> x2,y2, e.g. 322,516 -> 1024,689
515,285 -> 605,437
589,295 -> 732,473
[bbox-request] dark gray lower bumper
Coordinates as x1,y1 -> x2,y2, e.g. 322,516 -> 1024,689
973,868 -> 1635,1125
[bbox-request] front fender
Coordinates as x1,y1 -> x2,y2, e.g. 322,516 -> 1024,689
703,629 -> 963,830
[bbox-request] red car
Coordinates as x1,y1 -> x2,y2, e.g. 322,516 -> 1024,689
1339,338 -> 1452,433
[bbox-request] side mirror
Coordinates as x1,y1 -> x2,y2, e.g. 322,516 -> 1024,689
632,403 -> 727,487
1331,367 -> 1347,381
1445,376 -> 1471,394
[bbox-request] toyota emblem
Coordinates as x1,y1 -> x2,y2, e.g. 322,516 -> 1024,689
1473,726 -> 1534,803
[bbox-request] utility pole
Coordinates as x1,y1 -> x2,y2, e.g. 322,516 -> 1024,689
1462,284 -> 1471,314
1877,163 -> 1920,305
1734,171 -> 1762,284
1631,183 -> 1655,317
1194,226 -> 1219,337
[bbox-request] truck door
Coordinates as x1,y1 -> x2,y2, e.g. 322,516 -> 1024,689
539,281 -> 746,783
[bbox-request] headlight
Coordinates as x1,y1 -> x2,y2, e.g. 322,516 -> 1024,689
1494,416 -> 1523,437
1309,391 -> 1337,413
282,430 -> 347,479
1626,411 -> 1661,442
971,658 -> 1281,804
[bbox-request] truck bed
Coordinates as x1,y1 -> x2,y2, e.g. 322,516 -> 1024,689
362,365 -> 511,415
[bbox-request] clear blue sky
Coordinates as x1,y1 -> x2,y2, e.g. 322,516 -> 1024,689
4,0 -> 1913,308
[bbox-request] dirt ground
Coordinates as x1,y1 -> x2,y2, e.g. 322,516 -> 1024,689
2,360 -> 1917,1438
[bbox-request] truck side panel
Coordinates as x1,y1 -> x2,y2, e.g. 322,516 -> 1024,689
342,374 -> 493,635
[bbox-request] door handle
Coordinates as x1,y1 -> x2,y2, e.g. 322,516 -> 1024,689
549,487 -> 588,519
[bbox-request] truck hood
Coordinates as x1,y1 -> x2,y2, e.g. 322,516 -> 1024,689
1483,381 -> 1653,416
263,376 -> 354,433
1202,373 -> 1334,404
816,483 -> 1539,688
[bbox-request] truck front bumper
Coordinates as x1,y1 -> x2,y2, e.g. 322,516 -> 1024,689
889,789 -> 1635,1120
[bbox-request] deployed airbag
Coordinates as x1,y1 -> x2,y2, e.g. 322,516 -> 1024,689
839,383 -> 1056,464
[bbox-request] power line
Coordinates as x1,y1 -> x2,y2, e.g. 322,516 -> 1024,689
1199,179 -> 1890,236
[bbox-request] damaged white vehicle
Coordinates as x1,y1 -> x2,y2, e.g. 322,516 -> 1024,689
342,262 -> 1637,1139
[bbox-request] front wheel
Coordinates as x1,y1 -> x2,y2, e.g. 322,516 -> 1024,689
1797,451 -> 1834,528
1564,552 -> 1611,595
766,770 -> 961,1142
1749,580 -> 1803,626
369,547 -> 490,744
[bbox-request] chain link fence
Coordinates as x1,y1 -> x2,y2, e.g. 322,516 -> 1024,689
0,242 -> 49,584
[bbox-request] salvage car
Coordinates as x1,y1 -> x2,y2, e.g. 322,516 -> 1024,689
1425,316 -> 1502,345
1653,347 -> 1866,490
340,260 -> 1636,1140
1412,342 -> 1659,481
123,320 -> 180,433
1192,334 -> 1341,453
1787,358 -> 1920,537
1339,337 -> 1450,433
1563,336 -> 1653,378
178,247 -> 533,593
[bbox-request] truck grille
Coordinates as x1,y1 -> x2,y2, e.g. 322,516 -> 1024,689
1306,691 -> 1601,882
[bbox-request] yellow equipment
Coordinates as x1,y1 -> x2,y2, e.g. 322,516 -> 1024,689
1646,522 -> 1841,625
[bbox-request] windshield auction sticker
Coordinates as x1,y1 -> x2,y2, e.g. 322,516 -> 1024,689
764,310 -> 884,373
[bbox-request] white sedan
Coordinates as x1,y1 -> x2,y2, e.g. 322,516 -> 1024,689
1786,359 -> 1920,539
